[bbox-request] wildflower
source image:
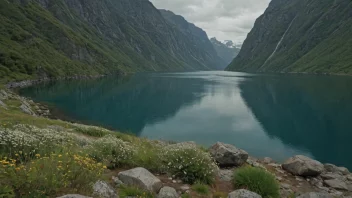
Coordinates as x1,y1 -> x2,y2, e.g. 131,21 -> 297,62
58,155 -> 62,158
103,166 -> 107,169
35,154 -> 40,158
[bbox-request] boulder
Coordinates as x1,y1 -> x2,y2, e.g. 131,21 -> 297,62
282,155 -> 324,176
57,195 -> 92,198
320,173 -> 343,180
209,142 -> 248,167
20,103 -> 36,116
296,192 -> 333,198
93,180 -> 118,198
323,179 -> 348,191
324,164 -> 349,175
157,186 -> 178,198
112,176 -> 124,187
218,169 -> 233,182
228,189 -> 262,198
263,157 -> 274,164
117,167 -> 162,193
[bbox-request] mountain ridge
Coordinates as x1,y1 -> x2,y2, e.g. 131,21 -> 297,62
0,0 -> 223,83
227,0 -> 352,75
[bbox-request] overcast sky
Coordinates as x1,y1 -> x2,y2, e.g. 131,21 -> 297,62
150,0 -> 271,44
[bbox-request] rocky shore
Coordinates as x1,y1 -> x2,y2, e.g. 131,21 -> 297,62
1,88 -> 352,198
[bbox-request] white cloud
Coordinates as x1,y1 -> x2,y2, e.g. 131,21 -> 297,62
150,0 -> 271,43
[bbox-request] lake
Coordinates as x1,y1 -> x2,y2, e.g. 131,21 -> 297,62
20,71 -> 352,169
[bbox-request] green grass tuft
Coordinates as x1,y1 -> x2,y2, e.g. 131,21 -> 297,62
233,166 -> 280,198
119,186 -> 154,198
191,182 -> 210,195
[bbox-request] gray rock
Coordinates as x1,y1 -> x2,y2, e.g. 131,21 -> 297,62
263,157 -> 274,164
323,179 -> 348,191
93,180 -> 118,198
117,167 -> 162,193
321,173 -> 343,180
280,183 -> 291,189
218,169 -> 233,182
180,185 -> 190,193
112,176 -> 124,187
282,155 -> 324,176
324,164 -> 350,175
57,195 -> 92,198
347,175 -> 352,181
296,192 -> 333,198
209,142 -> 248,167
228,189 -> 262,198
158,186 -> 178,198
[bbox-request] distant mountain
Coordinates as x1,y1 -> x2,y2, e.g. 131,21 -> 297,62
227,0 -> 352,75
159,9 -> 226,70
210,38 -> 240,65
0,0 -> 224,83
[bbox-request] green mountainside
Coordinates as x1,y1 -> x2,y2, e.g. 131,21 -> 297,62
210,37 -> 240,65
227,0 -> 352,75
0,0 -> 221,83
159,9 -> 226,69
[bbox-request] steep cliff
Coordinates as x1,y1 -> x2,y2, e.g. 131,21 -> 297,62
210,38 -> 240,65
0,0 -> 220,82
159,9 -> 226,69
227,0 -> 352,75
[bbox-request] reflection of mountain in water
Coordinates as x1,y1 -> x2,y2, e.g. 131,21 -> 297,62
239,75 -> 352,167
21,74 -> 209,135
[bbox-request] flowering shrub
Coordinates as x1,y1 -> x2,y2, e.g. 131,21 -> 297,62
0,125 -> 74,161
0,152 -> 105,197
161,147 -> 217,184
86,135 -> 134,168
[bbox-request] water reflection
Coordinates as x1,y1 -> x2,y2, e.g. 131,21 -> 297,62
20,72 -> 352,168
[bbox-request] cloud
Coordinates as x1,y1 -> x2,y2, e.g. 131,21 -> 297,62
150,0 -> 270,43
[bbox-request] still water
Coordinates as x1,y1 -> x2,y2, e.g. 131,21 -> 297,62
20,71 -> 352,168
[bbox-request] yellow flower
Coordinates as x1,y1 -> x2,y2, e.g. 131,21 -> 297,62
15,168 -> 20,171
103,166 -> 107,169
2,161 -> 9,165
58,155 -> 62,158
15,154 -> 19,157
35,154 -> 40,158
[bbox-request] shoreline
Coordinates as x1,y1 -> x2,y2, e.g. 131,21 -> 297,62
1,88 -> 352,197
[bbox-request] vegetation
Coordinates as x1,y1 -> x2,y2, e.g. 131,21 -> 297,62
227,0 -> 352,75
119,185 -> 154,198
0,89 -> 220,197
0,0 -> 224,84
161,147 -> 217,184
233,166 -> 280,198
191,182 -> 210,195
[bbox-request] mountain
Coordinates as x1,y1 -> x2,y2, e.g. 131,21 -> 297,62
210,37 -> 240,65
227,0 -> 352,75
0,0 -> 221,83
159,9 -> 226,69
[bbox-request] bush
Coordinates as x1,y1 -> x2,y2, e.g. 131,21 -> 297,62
233,166 -> 280,198
119,185 -> 154,198
161,147 -> 217,184
0,186 -> 15,198
0,152 -> 105,197
86,135 -> 134,168
0,125 -> 74,162
192,182 -> 210,195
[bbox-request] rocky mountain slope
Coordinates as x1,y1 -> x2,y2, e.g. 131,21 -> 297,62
159,9 -> 226,69
227,0 -> 352,75
210,37 -> 240,65
0,0 -> 222,83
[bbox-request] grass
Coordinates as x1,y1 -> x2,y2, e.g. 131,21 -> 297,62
233,166 -> 280,198
0,88 -> 220,196
213,191 -> 227,198
191,182 -> 210,195
119,186 -> 154,198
